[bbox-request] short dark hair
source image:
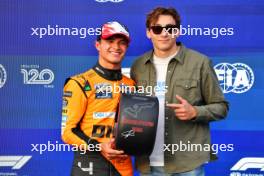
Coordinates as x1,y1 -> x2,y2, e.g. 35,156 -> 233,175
146,7 -> 181,29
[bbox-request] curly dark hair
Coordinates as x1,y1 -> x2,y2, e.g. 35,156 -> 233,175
146,7 -> 181,29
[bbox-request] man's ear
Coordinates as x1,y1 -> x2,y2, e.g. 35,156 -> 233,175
146,29 -> 151,39
95,41 -> 100,51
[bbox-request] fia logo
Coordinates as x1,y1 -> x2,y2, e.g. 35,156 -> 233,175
21,67 -> 54,85
0,64 -> 7,88
95,0 -> 124,2
214,63 -> 254,94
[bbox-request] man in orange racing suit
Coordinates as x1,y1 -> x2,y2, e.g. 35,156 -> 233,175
61,21 -> 134,176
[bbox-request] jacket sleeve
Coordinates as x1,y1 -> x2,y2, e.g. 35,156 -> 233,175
130,63 -> 136,82
193,58 -> 229,123
61,79 -> 88,146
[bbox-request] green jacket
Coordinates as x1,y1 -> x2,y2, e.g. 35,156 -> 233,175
130,43 -> 229,173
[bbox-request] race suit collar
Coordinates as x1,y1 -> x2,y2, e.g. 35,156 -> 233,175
93,62 -> 122,81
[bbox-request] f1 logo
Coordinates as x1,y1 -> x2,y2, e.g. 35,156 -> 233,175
0,156 -> 31,169
231,157 -> 264,171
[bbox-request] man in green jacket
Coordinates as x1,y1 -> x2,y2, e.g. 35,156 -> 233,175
130,7 -> 229,176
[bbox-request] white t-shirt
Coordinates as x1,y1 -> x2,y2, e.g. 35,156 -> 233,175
150,51 -> 178,166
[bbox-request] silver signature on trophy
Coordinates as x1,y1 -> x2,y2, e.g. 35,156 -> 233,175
121,130 -> 135,139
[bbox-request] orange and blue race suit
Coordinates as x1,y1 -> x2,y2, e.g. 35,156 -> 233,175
61,63 -> 134,176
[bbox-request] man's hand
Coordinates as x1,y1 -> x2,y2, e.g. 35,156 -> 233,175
100,138 -> 128,160
167,95 -> 197,120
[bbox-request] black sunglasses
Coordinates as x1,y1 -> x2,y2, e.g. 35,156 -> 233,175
150,24 -> 178,35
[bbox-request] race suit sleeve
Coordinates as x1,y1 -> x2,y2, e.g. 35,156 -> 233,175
61,79 -> 88,146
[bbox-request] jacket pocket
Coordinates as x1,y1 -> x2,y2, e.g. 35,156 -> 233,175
175,79 -> 198,90
173,79 -> 201,104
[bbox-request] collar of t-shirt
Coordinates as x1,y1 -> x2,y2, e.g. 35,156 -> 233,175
153,50 -> 179,65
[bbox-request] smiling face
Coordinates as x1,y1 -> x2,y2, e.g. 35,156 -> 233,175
95,35 -> 129,69
147,15 -> 178,57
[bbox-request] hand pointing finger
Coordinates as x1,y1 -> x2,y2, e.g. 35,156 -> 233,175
166,103 -> 183,109
175,95 -> 186,104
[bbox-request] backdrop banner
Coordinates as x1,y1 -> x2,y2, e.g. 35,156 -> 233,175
0,0 -> 263,176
